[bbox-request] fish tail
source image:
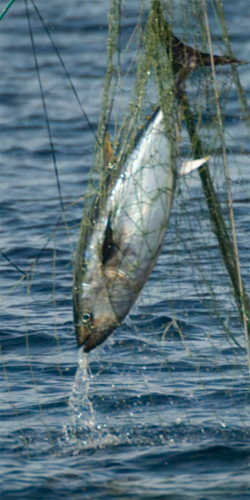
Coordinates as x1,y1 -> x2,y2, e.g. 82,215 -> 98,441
151,0 -> 245,83
159,21 -> 245,86
171,36 -> 245,85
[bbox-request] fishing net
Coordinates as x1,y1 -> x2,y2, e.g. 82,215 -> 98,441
0,0 -> 249,474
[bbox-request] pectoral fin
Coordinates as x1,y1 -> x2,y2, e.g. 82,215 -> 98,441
180,156 -> 210,177
101,214 -> 118,266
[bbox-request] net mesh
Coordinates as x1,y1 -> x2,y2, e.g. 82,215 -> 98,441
0,0 -> 249,453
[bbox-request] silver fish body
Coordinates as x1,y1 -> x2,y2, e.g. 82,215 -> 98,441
72,27 -> 242,352
73,108 -> 177,351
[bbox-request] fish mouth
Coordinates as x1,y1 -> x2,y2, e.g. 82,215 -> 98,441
75,324 -> 118,352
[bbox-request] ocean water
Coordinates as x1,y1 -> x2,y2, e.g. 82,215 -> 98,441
0,1 -> 249,499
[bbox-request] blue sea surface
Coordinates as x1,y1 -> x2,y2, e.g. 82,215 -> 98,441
0,1 -> 249,499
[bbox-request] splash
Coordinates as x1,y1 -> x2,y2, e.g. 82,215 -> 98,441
69,349 -> 96,433
60,349 -> 119,453
0,0 -> 249,464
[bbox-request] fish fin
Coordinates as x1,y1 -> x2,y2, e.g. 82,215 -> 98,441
180,156 -> 210,177
153,8 -> 245,86
104,132 -> 114,165
101,214 -> 118,266
174,47 -> 245,86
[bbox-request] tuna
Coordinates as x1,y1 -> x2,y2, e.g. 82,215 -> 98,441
73,29 -> 242,352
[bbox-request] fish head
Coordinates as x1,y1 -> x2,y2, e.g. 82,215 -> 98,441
73,266 -> 137,352
73,280 -> 119,352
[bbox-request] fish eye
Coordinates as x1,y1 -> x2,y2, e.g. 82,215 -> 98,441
82,311 -> 92,324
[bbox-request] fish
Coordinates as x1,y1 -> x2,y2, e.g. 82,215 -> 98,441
72,108 -> 208,353
73,31 -> 242,353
